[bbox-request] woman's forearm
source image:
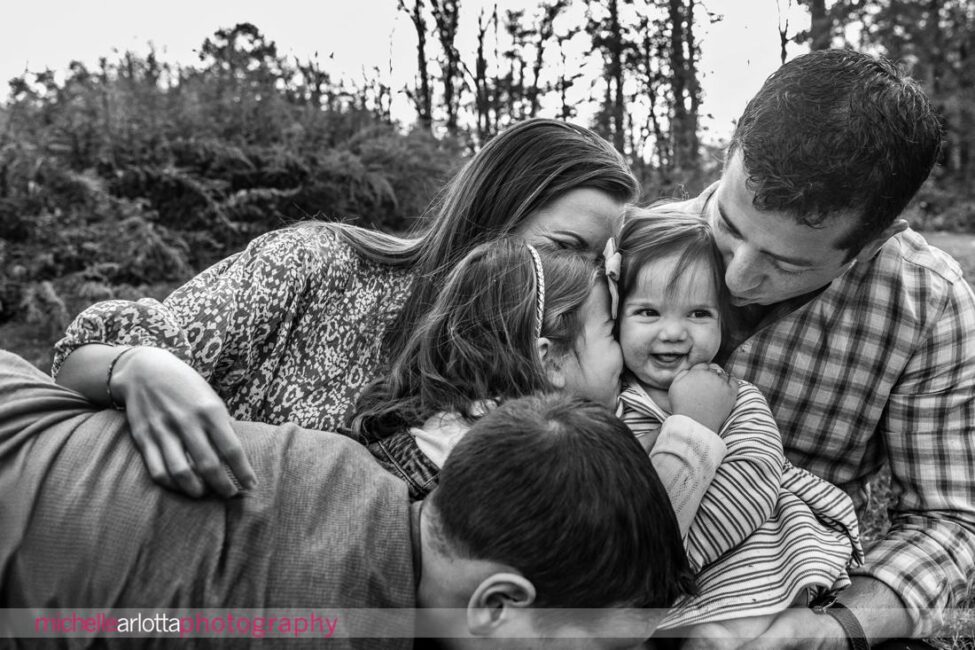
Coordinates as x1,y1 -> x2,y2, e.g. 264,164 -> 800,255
55,343 -> 137,407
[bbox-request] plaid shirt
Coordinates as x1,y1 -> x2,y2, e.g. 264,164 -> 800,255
679,185 -> 975,635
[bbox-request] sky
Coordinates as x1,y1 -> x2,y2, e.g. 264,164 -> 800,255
0,0 -> 811,142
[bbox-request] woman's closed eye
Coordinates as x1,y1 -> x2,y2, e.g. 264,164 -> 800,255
545,232 -> 588,251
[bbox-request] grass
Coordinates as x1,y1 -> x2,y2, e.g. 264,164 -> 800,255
2,230 -> 975,642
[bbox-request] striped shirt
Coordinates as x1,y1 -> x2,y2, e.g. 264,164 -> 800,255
620,380 -> 863,628
680,185 -> 975,635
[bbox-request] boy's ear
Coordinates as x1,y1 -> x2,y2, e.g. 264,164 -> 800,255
536,338 -> 567,389
466,572 -> 536,637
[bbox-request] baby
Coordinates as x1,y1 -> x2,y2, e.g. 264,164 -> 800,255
614,205 -> 863,634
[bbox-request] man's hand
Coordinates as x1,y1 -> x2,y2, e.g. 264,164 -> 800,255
680,609 -> 845,650
669,363 -> 737,432
737,608 -> 847,650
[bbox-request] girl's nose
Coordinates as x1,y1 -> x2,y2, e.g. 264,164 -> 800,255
660,319 -> 688,341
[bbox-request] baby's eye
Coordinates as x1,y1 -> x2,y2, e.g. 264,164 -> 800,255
635,308 -> 659,318
690,309 -> 715,319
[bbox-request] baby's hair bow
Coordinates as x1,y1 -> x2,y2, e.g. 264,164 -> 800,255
603,237 -> 621,320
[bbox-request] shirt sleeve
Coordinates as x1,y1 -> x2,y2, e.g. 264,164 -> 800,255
850,277 -> 975,637
683,382 -> 785,573
52,226 -> 350,382
648,415 -> 727,546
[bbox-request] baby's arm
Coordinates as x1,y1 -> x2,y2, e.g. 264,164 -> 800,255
683,382 -> 785,572
648,416 -> 728,541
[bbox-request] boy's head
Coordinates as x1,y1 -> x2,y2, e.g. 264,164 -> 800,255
713,49 -> 943,306
617,206 -> 726,394
416,392 -> 693,645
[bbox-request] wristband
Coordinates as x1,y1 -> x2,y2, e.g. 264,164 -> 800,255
811,594 -> 870,650
106,346 -> 139,410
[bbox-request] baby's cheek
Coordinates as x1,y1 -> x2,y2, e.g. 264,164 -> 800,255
617,332 -> 642,368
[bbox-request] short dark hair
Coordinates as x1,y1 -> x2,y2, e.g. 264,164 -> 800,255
429,393 -> 695,610
729,48 -> 943,255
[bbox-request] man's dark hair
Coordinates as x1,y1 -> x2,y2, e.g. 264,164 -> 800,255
729,48 -> 943,255
430,393 -> 695,610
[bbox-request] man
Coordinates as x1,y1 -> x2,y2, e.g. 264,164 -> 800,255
0,350 -> 693,648
679,49 -> 975,647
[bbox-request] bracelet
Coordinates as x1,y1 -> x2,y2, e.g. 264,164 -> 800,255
106,346 -> 139,410
811,595 -> 870,650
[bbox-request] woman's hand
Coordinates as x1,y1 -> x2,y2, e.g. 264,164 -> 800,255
111,347 -> 257,498
668,363 -> 738,433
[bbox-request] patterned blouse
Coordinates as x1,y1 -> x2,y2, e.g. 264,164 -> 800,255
53,225 -> 416,434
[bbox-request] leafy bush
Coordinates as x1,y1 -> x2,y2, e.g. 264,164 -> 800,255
0,25 -> 466,330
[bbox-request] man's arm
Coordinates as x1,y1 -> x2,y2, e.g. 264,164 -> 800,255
737,275 -> 975,648
849,276 -> 975,637
726,577 -> 908,650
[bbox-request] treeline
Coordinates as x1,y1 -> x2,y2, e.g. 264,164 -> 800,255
1,2 -> 974,348
399,0 -> 719,188
0,24 -> 463,331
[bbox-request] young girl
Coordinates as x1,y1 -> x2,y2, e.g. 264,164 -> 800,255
614,205 -> 864,633
352,237 -> 631,499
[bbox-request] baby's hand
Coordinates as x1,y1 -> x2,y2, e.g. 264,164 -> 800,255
668,363 -> 737,433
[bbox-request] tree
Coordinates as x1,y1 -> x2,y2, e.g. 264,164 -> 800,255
587,0 -> 628,152
430,0 -> 464,136
668,0 -> 701,173
399,0 -> 433,131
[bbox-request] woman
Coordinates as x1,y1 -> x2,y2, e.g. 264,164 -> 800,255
53,118 -> 638,498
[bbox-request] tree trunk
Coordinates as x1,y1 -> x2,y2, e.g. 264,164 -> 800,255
399,0 -> 433,130
808,0 -> 831,50
430,0 -> 462,136
668,0 -> 697,172
608,0 -> 625,152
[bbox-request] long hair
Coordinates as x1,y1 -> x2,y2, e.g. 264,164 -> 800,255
352,239 -> 602,441
329,118 -> 637,359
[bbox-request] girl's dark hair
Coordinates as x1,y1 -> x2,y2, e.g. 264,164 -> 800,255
618,204 -> 731,330
325,118 -> 637,360
352,239 -> 602,441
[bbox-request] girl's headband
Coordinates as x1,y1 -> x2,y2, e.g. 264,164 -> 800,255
526,244 -> 546,340
603,237 -> 621,320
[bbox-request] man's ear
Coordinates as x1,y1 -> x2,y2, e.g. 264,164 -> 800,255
854,219 -> 908,264
536,337 -> 567,389
466,572 -> 536,637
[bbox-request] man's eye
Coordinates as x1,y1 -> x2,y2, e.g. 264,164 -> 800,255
774,262 -> 806,275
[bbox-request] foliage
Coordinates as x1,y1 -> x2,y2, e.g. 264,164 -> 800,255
0,24 -> 463,329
